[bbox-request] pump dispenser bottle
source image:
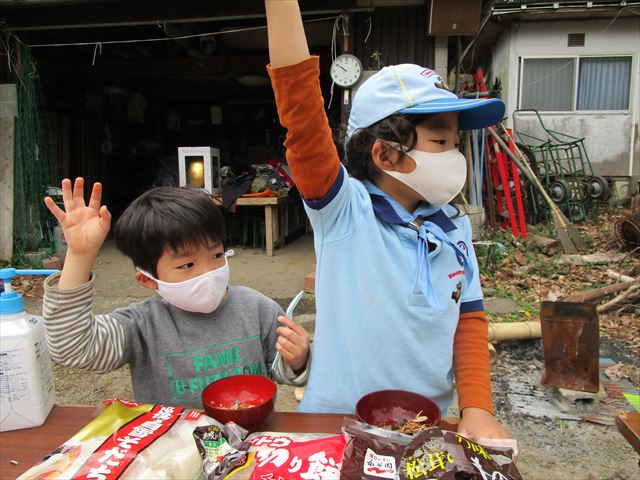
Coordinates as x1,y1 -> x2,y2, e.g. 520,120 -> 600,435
0,268 -> 58,431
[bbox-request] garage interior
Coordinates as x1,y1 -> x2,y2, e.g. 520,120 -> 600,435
1,0 -> 438,252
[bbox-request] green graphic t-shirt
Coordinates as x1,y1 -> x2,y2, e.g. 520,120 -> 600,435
113,285 -> 284,408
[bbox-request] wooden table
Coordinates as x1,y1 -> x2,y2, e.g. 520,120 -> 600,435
1,406 -> 458,479
0,406 -> 346,480
615,411 -> 640,454
235,196 -> 288,256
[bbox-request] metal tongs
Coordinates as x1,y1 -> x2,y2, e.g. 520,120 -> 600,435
270,290 -> 305,371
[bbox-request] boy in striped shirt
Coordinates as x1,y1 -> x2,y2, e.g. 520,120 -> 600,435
43,179 -> 310,408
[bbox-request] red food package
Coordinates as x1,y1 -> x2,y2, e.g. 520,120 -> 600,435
248,433 -> 347,479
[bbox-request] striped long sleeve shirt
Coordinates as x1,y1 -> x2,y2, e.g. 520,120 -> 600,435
43,272 -> 308,408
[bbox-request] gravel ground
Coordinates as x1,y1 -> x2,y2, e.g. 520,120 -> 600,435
490,338 -> 639,480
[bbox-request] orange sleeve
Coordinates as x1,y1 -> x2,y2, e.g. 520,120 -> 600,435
453,310 -> 494,415
267,56 -> 341,200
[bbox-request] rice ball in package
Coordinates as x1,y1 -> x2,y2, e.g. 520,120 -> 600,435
341,420 -> 522,480
16,399 -> 247,480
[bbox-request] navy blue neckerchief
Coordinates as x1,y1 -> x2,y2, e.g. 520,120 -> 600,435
363,181 -> 474,310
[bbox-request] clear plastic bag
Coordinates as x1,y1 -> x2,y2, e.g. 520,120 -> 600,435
17,399 -> 216,480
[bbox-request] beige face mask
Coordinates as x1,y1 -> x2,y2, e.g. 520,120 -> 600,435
384,143 -> 467,206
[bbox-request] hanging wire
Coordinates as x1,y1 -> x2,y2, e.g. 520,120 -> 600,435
91,42 -> 102,66
364,0 -> 373,44
0,33 -> 16,73
328,14 -> 348,109
28,59 -> 39,78
363,17 -> 372,44
26,16 -> 338,48
15,16 -> 338,70
600,6 -> 627,34
1,33 -> 34,105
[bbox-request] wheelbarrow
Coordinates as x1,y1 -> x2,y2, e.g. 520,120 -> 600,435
513,109 -> 609,223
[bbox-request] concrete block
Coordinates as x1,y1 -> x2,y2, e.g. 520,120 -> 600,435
550,386 -> 605,414
484,297 -> 520,314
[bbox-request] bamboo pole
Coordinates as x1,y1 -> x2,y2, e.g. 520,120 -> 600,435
488,320 -> 541,341
606,270 -> 635,283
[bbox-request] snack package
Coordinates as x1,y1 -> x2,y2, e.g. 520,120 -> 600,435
193,423 -> 251,480
442,430 -> 521,480
342,421 -> 522,480
17,399 -> 219,480
222,432 -> 347,479
399,428 -> 522,480
340,419 -> 413,479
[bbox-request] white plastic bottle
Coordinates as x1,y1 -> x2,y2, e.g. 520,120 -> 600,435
0,268 -> 57,432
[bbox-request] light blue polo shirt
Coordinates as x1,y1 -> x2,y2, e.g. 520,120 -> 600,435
299,166 -> 483,414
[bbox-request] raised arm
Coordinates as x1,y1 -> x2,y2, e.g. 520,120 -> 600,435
44,178 -> 111,289
265,0 -> 341,201
265,0 -> 310,68
43,178 -> 125,373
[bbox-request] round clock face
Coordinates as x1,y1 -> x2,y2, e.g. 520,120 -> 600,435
330,54 -> 363,88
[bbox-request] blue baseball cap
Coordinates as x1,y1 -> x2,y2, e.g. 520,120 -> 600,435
347,64 -> 505,137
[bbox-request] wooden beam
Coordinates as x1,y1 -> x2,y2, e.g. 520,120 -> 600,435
0,84 -> 16,261
85,54 -> 271,81
2,0 -> 358,32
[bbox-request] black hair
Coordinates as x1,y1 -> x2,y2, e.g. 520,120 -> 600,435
345,113 -> 430,182
345,112 -> 462,216
114,187 -> 225,277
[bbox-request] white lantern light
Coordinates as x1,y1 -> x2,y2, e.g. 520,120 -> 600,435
178,146 -> 221,194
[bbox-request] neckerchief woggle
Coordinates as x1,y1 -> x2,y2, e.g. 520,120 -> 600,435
363,181 -> 474,310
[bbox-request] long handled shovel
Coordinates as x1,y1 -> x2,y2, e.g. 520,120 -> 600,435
487,126 -> 588,253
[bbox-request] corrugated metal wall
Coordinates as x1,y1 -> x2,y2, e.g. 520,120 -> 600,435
351,6 -> 435,69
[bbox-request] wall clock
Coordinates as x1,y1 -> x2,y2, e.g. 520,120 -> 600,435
330,54 -> 363,88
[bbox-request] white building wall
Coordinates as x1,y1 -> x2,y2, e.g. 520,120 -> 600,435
492,17 -> 639,194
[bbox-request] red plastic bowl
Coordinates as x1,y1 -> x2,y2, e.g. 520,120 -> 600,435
202,374 -> 277,427
355,389 -> 441,430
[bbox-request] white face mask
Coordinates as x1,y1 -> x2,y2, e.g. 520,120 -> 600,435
384,144 -> 467,206
138,254 -> 231,314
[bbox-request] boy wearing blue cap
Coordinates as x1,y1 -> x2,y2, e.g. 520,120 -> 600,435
265,1 -> 510,440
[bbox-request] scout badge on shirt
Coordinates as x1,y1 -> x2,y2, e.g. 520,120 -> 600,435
451,281 -> 463,303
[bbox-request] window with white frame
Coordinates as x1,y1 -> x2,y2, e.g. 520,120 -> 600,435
520,56 -> 632,111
